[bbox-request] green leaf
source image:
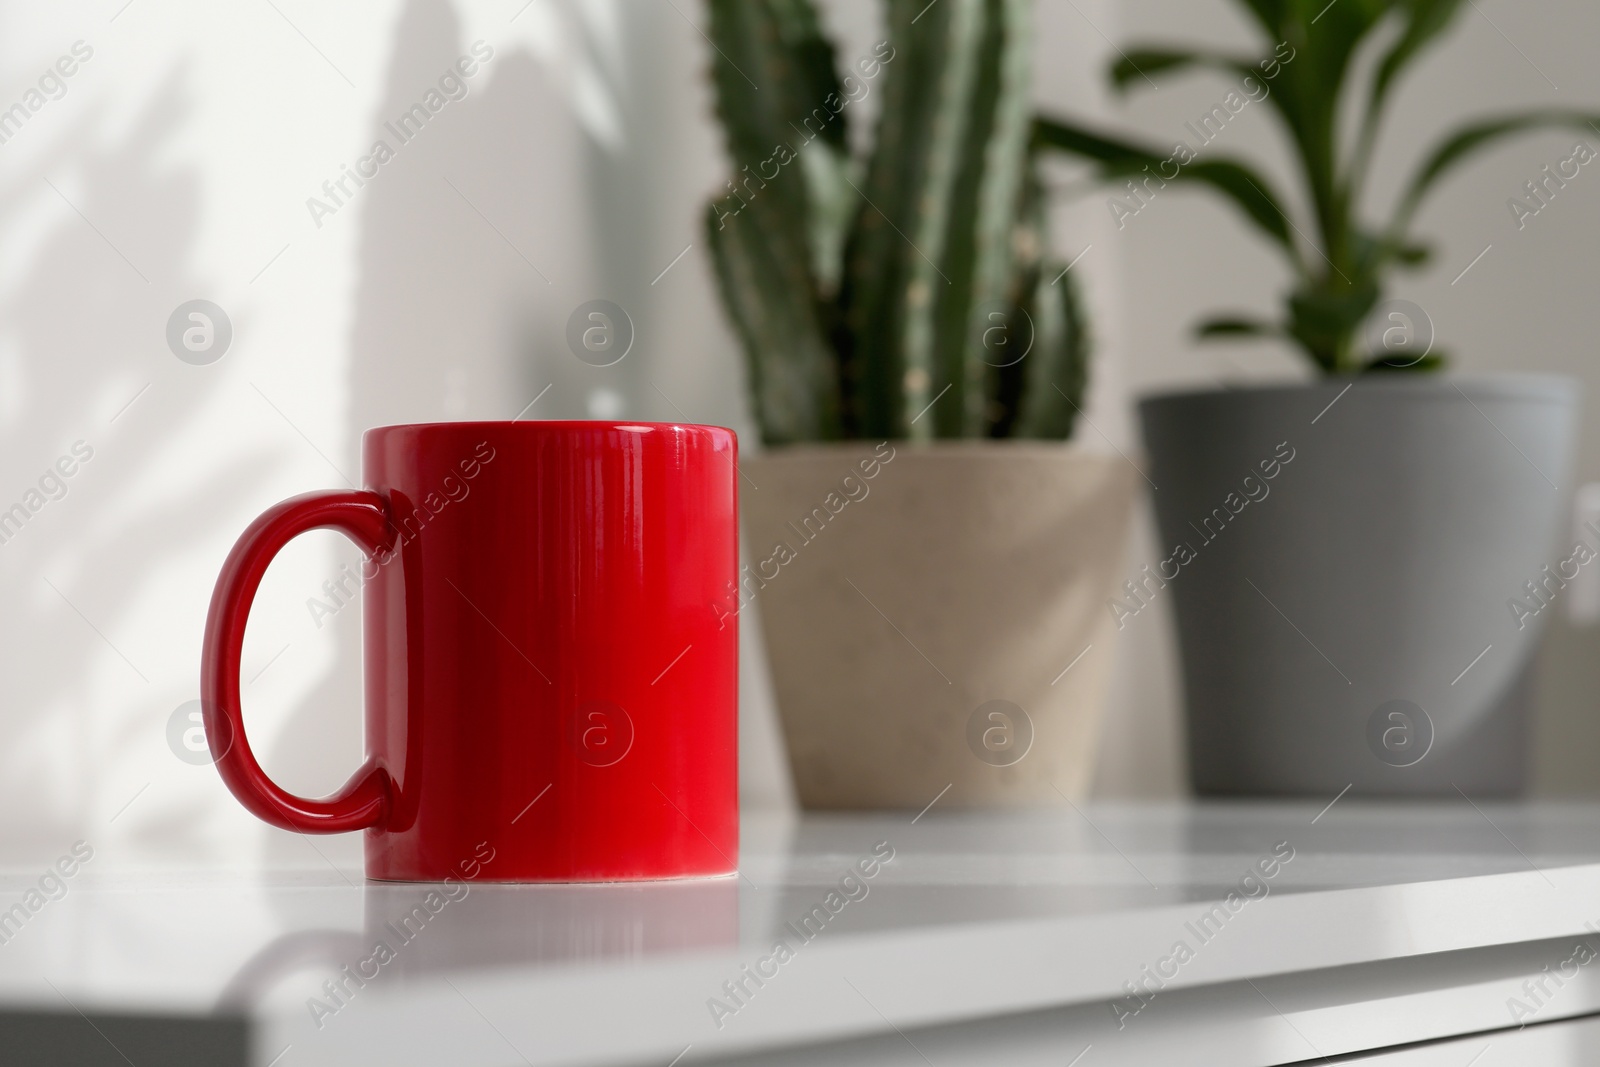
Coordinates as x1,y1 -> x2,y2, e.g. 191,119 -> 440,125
1368,0 -> 1470,123
1350,230 -> 1430,271
1388,241 -> 1432,267
1230,0 -> 1289,39
1197,316 -> 1282,339
1108,49 -> 1260,93
1274,3 -> 1386,159
1363,351 -> 1447,373
1394,111 -> 1600,231
1286,281 -> 1380,374
1032,117 -> 1298,255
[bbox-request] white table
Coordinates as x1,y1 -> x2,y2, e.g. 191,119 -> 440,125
5,803 -> 1600,1065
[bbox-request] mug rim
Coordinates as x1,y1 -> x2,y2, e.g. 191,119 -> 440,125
364,419 -> 736,438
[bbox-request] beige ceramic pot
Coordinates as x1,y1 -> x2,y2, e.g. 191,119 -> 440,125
739,441 -> 1135,810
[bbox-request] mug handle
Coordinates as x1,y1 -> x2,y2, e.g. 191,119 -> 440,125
201,490 -> 395,833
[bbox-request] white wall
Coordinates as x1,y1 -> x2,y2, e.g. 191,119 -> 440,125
1,0 -> 1596,871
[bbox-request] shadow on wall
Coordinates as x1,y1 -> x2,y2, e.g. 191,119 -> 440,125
0,68 -> 280,858
342,0 -> 594,431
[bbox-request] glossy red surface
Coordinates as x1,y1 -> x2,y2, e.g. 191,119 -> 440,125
202,421 -> 739,882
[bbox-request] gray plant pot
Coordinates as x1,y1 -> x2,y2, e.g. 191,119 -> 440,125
1138,375 -> 1579,797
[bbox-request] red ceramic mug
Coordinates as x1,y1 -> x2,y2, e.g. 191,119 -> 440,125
200,421 -> 739,882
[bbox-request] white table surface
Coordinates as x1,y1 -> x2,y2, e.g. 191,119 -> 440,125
5,802 -> 1600,1066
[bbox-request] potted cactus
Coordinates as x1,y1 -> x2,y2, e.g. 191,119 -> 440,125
1034,0 -> 1591,796
703,0 -> 1134,809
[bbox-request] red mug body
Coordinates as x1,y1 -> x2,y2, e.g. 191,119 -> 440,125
201,422 -> 739,882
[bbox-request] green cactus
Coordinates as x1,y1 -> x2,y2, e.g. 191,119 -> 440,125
704,0 -> 1089,446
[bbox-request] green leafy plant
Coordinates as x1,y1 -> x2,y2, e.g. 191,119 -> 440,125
704,0 -> 1088,446
1034,0 -> 1600,374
